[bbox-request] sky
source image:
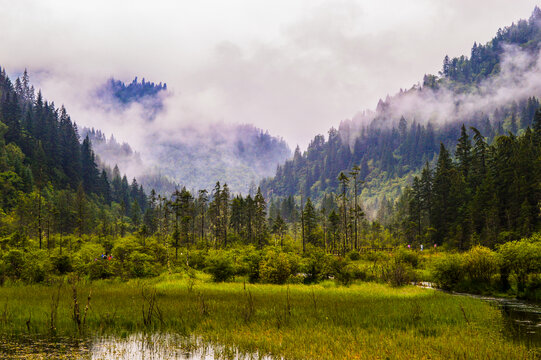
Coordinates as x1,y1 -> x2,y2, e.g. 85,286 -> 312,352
0,0 -> 539,149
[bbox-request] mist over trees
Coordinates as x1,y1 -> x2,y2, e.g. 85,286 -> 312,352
263,7 -> 541,220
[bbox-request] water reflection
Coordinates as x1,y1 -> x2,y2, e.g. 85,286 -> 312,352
495,299 -> 541,347
91,333 -> 274,360
0,333 -> 276,360
454,293 -> 541,347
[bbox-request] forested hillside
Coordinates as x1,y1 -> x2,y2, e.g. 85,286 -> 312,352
390,121 -> 540,248
0,69 -> 147,243
261,7 -> 541,218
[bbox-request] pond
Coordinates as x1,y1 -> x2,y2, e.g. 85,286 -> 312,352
458,293 -> 541,347
418,282 -> 541,347
0,333 -> 277,360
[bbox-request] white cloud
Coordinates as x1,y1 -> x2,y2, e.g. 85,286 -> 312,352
0,0 -> 538,149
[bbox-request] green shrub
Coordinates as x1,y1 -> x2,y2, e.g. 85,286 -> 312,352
395,248 -> 419,268
287,274 -> 304,284
234,247 -> 261,282
332,258 -> 356,286
346,250 -> 360,261
524,274 -> 541,301
259,252 -> 291,284
21,251 -> 50,283
381,259 -> 415,287
52,254 -> 73,274
301,249 -> 333,284
498,236 -> 541,293
147,240 -> 168,266
129,251 -> 155,278
362,250 -> 390,263
187,250 -> 208,270
431,253 -> 464,290
464,245 -> 498,284
112,237 -> 140,264
3,249 -> 25,279
87,258 -> 114,280
205,252 -> 235,282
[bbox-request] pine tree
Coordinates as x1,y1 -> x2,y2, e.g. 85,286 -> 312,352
271,213 -> 287,247
81,135 -> 99,194
455,124 -> 472,179
303,198 -> 318,246
337,172 -> 349,253
254,187 -> 267,249
431,143 -> 454,243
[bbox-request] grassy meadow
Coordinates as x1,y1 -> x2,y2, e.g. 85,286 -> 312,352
0,272 -> 538,359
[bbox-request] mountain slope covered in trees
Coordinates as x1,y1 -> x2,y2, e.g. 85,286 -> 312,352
0,69 -> 147,243
261,7 -> 541,219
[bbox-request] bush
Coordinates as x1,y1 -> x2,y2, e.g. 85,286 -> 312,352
301,249 -> 333,283
332,258 -> 356,286
235,247 -> 261,283
22,251 -> 50,283
395,248 -> 419,268
346,250 -> 361,261
524,274 -> 541,301
362,250 -> 390,263
3,249 -> 25,279
498,236 -> 541,293
431,253 -> 464,290
206,252 -> 235,282
381,259 -> 415,287
87,258 -> 114,280
464,246 -> 498,284
52,254 -> 73,274
112,237 -> 140,264
129,251 -> 155,278
187,250 -> 208,270
259,252 -> 291,284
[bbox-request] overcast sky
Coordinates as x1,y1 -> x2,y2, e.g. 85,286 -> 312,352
0,0 -> 539,149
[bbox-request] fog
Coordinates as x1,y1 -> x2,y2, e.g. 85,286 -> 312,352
0,0 -> 538,151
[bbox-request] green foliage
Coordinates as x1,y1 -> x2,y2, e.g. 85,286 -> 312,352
259,251 -> 291,284
128,251 -> 155,278
205,251 -> 235,282
51,254 -> 73,275
464,246 -> 498,284
498,235 -> 541,293
332,257 -> 366,286
395,248 -> 420,268
300,247 -> 333,283
431,253 -> 465,290
346,250 -> 360,261
3,249 -> 24,279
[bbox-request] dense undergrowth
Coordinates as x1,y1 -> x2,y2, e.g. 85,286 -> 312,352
1,233 -> 540,301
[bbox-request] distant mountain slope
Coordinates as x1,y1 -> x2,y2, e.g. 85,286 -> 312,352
262,6 -> 541,218
96,77 -> 167,119
84,78 -> 291,195
147,123 -> 291,194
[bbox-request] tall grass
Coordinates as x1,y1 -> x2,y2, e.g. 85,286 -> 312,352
0,274 -> 537,359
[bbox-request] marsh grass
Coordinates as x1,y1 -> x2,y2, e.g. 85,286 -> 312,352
0,273 -> 538,359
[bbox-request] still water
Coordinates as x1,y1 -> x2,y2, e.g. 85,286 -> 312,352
456,293 -> 541,347
0,333 -> 275,360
